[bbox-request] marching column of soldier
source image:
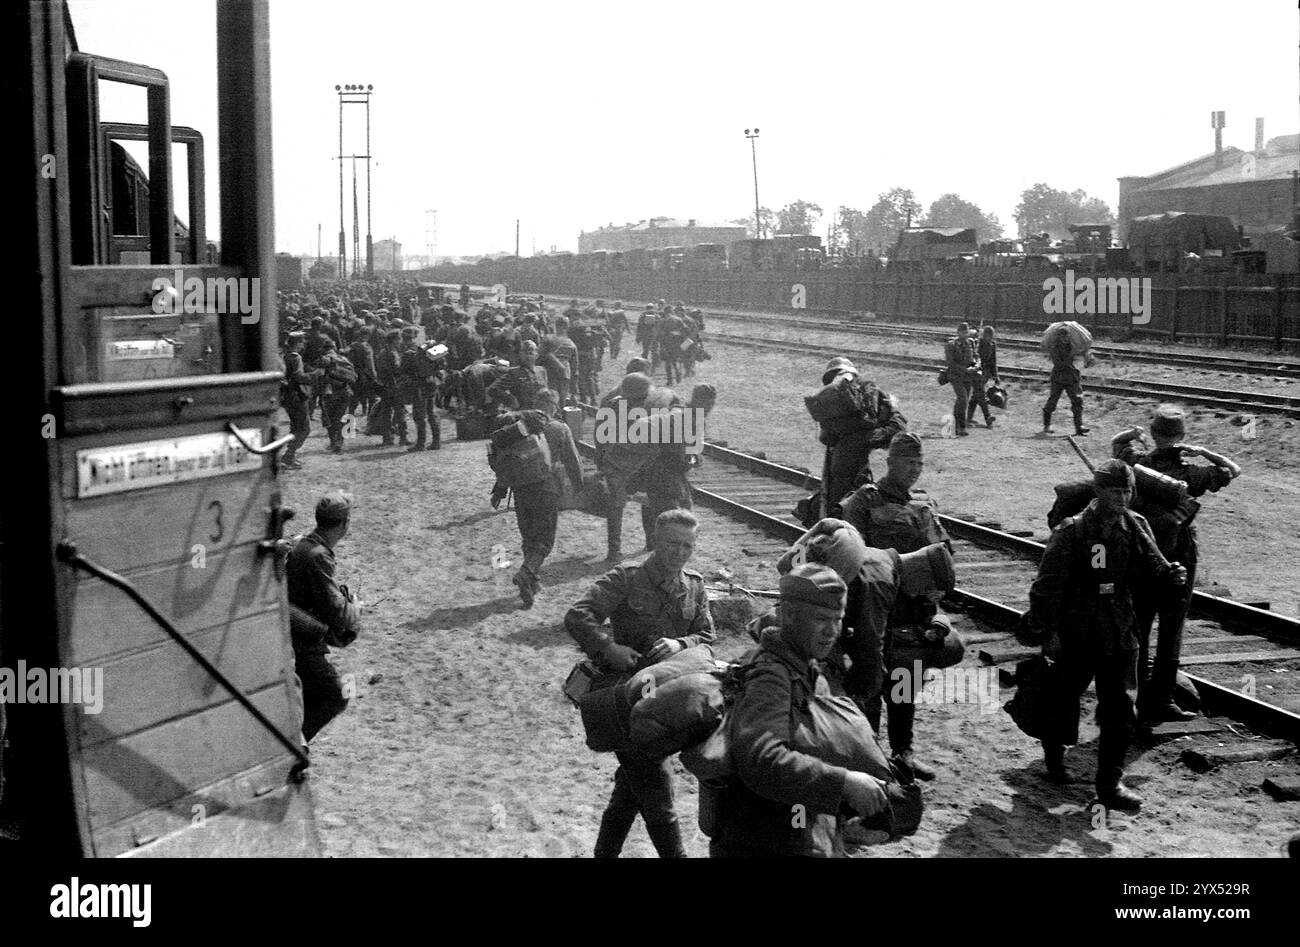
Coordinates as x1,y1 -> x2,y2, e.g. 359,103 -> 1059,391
278,281 -> 1242,857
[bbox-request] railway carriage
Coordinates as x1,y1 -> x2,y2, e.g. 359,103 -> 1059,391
4,0 -> 319,856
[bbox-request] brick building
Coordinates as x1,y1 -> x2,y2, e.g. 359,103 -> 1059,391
1117,125 -> 1299,242
578,217 -> 747,253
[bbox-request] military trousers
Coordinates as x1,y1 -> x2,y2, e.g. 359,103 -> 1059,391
639,472 -> 692,548
608,330 -> 623,358
513,483 -> 560,578
594,751 -> 683,858
1136,540 -> 1197,710
1044,369 -> 1084,427
294,645 -> 349,742
950,376 -> 972,433
322,392 -> 351,449
826,431 -> 877,512
284,394 -> 310,461
1043,634 -> 1138,791
410,386 -> 441,447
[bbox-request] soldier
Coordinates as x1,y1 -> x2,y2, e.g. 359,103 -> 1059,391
280,332 -> 317,469
1112,406 -> 1240,724
287,492 -> 361,742
399,327 -> 442,451
1030,459 -> 1187,811
944,321 -> 978,437
571,315 -> 605,404
816,357 -> 908,514
597,372 -> 654,561
565,509 -> 715,858
374,329 -> 409,447
597,358 -> 653,408
459,282 -> 471,311
448,311 -> 484,370
495,389 -> 584,608
636,305 -> 659,363
1042,324 -> 1089,436
316,338 -> 357,454
965,325 -> 998,429
633,383 -> 717,551
704,563 -> 894,858
606,301 -> 629,358
488,339 -> 549,411
346,332 -> 377,418
834,432 -> 950,781
541,318 -> 579,405
655,307 -> 688,386
680,309 -> 703,378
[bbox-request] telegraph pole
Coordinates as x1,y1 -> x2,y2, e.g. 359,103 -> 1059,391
335,83 -> 374,277
744,128 -> 761,238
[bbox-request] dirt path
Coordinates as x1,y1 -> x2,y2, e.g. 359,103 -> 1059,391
277,340 -> 1299,855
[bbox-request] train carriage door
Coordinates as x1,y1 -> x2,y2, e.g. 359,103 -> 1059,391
13,1 -> 320,857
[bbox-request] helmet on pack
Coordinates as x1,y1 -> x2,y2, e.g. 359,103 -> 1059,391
986,385 -> 1008,409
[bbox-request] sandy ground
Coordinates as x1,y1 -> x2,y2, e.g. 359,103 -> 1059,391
277,333 -> 1300,856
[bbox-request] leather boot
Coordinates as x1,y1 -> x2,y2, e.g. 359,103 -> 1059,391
1041,407 -> 1053,434
593,806 -> 637,858
1095,728 -> 1141,811
644,819 -> 687,858
1043,741 -> 1068,783
1072,405 -> 1090,436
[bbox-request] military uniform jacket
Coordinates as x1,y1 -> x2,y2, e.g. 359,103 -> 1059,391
1113,442 -> 1232,559
565,557 -> 715,659
287,531 -> 361,653
944,336 -> 977,379
487,364 -> 549,410
606,309 -> 628,333
817,378 -> 906,446
1029,502 -> 1177,654
837,480 -> 950,628
711,628 -> 848,858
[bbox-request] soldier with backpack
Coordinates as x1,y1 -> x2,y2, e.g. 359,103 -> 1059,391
280,331 -> 318,469
605,302 -> 629,358
399,327 -> 443,451
833,432 -> 951,782
489,389 -> 584,608
807,357 -> 907,518
316,338 -> 358,454
374,329 -> 409,447
1042,321 -> 1090,436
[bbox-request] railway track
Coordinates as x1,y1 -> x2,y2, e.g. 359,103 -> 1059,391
570,398 -> 1300,743
683,439 -> 1300,742
704,308 -> 1300,380
707,329 -> 1300,418
534,292 -> 1300,380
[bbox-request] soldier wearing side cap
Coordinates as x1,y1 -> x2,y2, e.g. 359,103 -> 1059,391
816,357 -> 907,513
1111,405 -> 1240,724
287,492 -> 361,742
777,520 -> 958,759
565,509 -> 715,858
705,563 -> 891,858
833,431 -> 950,781
1029,459 -> 1188,811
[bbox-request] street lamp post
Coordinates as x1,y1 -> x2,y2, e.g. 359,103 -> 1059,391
744,127 -> 761,239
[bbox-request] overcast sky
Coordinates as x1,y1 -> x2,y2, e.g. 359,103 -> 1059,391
69,0 -> 1298,259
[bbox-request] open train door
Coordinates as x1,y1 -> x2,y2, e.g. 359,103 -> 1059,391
7,1 -> 320,857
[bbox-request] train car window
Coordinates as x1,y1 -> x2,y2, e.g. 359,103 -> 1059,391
64,50 -> 248,385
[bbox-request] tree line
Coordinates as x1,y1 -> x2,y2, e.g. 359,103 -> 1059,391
729,184 -> 1116,253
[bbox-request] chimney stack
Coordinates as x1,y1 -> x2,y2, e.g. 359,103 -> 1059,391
1255,117 -> 1265,154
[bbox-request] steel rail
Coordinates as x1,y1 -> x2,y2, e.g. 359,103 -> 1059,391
707,330 -> 1300,417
